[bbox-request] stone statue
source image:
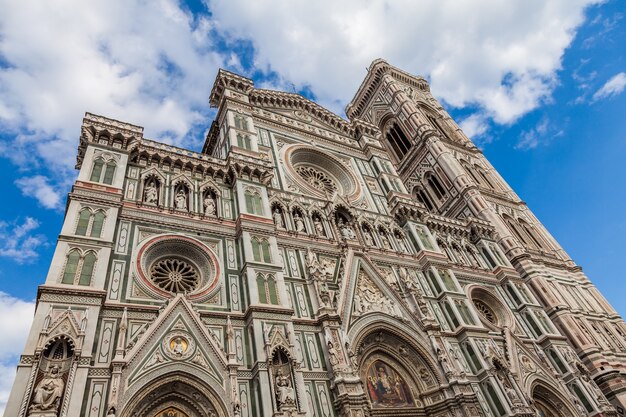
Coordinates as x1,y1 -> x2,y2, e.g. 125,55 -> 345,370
363,227 -> 374,246
381,232 -> 392,249
106,407 -> 116,417
144,182 -> 158,204
273,209 -> 284,229
293,212 -> 306,232
204,195 -> 216,216
275,369 -> 295,409
313,217 -> 325,236
338,218 -> 354,239
327,341 -> 339,365
174,189 -> 187,210
395,235 -> 407,252
29,365 -> 65,412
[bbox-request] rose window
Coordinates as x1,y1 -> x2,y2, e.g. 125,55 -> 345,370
150,258 -> 200,294
295,166 -> 338,194
473,299 -> 496,324
284,145 -> 361,201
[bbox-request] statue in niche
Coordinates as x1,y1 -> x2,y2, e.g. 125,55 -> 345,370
274,368 -> 295,409
395,233 -> 407,252
362,227 -> 375,246
174,189 -> 187,210
106,407 -> 116,417
293,212 -> 306,232
313,216 -> 325,236
29,364 -> 65,412
204,194 -> 216,216
306,250 -> 336,309
327,341 -> 339,366
380,231 -> 392,249
337,218 -> 355,240
273,208 -> 285,229
144,181 -> 158,204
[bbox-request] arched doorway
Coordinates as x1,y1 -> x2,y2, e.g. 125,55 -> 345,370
354,329 -> 444,414
531,383 -> 576,417
120,373 -> 227,417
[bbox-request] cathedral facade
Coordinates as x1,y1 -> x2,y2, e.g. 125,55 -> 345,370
5,60 -> 626,417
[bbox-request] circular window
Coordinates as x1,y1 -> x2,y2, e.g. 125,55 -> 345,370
468,286 -> 513,329
150,258 -> 200,293
284,145 -> 361,200
473,299 -> 496,324
134,234 -> 220,300
295,166 -> 338,194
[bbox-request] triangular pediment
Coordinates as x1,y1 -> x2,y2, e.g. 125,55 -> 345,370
337,253 -> 417,330
122,296 -> 228,389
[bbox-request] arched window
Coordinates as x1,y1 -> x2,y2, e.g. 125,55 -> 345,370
425,173 -> 446,200
234,114 -> 248,130
257,273 -> 268,304
62,250 -> 81,284
236,133 -> 252,150
456,300 -> 476,325
462,342 -> 483,372
462,162 -> 483,186
570,383 -> 594,413
506,284 -> 522,306
428,115 -> 450,140
257,273 -> 279,305
62,250 -> 96,286
483,381 -> 507,416
89,158 -> 116,185
519,220 -> 547,250
415,187 -> 435,211
79,252 -> 96,285
439,269 -> 457,291
90,159 -> 104,182
443,300 -> 461,328
75,208 -> 105,237
503,215 -> 531,247
252,238 -> 271,263
244,189 -> 264,215
481,247 -> 497,269
103,162 -> 116,185
75,208 -> 91,236
385,122 -> 412,160
90,211 -> 105,237
525,312 -> 544,337
427,269 -> 443,294
478,167 -> 495,189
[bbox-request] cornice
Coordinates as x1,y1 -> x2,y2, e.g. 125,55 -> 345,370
346,58 -> 430,119
209,68 -> 254,107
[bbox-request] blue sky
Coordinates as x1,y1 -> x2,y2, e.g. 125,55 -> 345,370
0,0 -> 625,411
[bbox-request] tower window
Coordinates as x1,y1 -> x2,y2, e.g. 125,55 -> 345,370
89,158 -> 116,185
385,123 -> 412,160
62,249 -> 97,286
426,173 -> 446,200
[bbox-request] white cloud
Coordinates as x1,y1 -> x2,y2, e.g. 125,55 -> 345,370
0,0 -> 226,175
592,72 -> 626,101
14,175 -> 63,210
459,114 -> 490,140
208,0 -> 599,125
0,217 -> 47,263
0,292 -> 35,415
516,117 -> 564,150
